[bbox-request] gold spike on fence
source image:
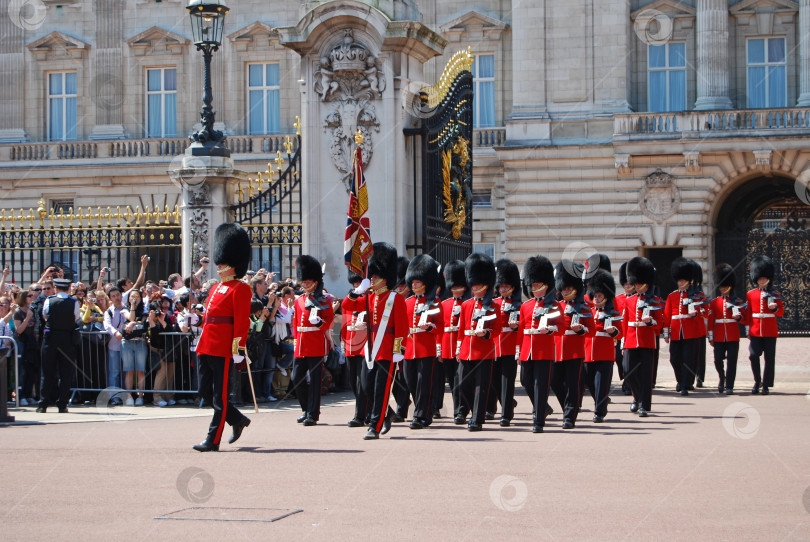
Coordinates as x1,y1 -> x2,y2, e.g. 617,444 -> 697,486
421,47 -> 474,110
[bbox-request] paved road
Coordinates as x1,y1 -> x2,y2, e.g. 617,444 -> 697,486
2,338 -> 809,540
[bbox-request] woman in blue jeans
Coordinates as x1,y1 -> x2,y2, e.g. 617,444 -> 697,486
121,290 -> 149,406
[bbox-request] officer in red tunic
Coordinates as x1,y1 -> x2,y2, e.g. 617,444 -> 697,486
614,262 -> 634,395
584,269 -> 621,422
343,242 -> 408,440
664,258 -> 704,396
620,257 -> 663,417
193,223 -> 252,452
456,254 -> 501,431
341,270 -> 369,427
744,255 -> 784,395
403,255 -> 444,429
517,256 -> 558,433
493,258 -> 521,427
391,256 -> 412,422
689,260 -> 709,388
291,255 -> 334,426
441,260 -> 468,424
707,263 -> 746,394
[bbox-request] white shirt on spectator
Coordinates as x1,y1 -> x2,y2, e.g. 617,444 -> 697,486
103,304 -> 126,352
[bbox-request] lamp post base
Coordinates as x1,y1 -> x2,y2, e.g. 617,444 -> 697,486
187,140 -> 231,157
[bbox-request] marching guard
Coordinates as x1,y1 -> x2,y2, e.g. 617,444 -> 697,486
192,223 -> 252,452
441,261 -> 469,424
493,258 -> 521,427
584,269 -> 622,422
744,255 -> 784,395
614,262 -> 634,395
342,270 -> 369,426
707,263 -> 746,395
664,258 -> 703,396
392,256 -> 412,421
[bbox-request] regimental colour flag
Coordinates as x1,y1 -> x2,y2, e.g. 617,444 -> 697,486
344,147 -> 373,276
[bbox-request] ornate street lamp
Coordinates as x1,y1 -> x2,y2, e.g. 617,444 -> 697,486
186,0 -> 230,157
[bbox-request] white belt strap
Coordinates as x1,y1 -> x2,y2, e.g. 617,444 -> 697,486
752,313 -> 775,318
367,292 -> 397,369
671,314 -> 692,320
409,327 -> 425,334
715,319 -> 737,324
628,322 -> 647,327
297,326 -> 320,332
444,326 -> 459,332
501,327 -> 514,333
595,331 -> 612,337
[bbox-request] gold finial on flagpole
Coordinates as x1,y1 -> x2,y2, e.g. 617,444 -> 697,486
354,129 -> 363,146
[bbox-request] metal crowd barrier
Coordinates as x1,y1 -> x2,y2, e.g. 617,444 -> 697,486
68,330 -> 199,405
1,336 -> 19,421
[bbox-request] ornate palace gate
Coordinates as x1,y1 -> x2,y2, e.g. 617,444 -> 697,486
409,49 -> 474,264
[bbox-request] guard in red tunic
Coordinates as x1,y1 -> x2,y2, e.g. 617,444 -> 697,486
551,260 -> 594,429
517,256 -> 558,433
341,270 -> 369,427
193,223 -> 253,452
707,263 -> 746,394
493,258 -> 521,427
664,258 -> 704,396
403,255 -> 444,429
614,262 -> 634,396
441,260 -> 468,424
689,260 -> 709,388
291,255 -> 334,426
584,269 -> 622,422
744,255 -> 784,395
620,257 -> 663,417
343,242 -> 408,440
391,256 -> 412,422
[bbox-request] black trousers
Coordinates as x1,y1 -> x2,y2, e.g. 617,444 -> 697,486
198,354 -> 249,445
487,360 -> 501,415
614,342 -> 625,379
496,355 -> 517,422
361,358 -> 396,433
583,361 -> 613,417
520,359 -> 552,427
669,337 -> 699,389
291,356 -> 323,421
442,357 -> 463,417
403,357 -> 436,422
550,358 -> 583,425
652,335 -> 660,386
457,359 -> 493,426
392,368 -> 410,418
39,332 -> 75,410
749,336 -> 777,388
695,337 -> 707,384
347,354 -> 369,422
432,358 -> 445,412
623,348 -> 654,411
713,341 -> 739,390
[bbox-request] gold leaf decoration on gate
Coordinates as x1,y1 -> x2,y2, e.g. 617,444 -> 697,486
442,134 -> 471,240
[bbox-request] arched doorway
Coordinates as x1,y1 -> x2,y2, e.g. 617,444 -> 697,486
714,175 -> 810,335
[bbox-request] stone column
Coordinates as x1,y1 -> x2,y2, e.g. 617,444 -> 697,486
694,0 -> 733,110
0,6 -> 27,143
798,0 -> 810,106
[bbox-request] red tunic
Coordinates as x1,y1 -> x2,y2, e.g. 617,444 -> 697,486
706,296 -> 745,343
621,294 -> 663,349
664,290 -> 706,340
457,297 -> 501,361
440,297 -> 464,359
404,296 -> 444,359
586,307 -> 622,362
517,297 -> 558,362
494,297 -> 520,357
292,294 -> 335,357
554,301 -> 595,361
343,290 -> 407,361
743,288 -> 784,338
196,278 -> 252,359
341,294 -> 368,357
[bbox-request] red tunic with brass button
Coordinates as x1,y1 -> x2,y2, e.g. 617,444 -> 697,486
517,297 -> 558,362
586,307 -> 622,362
341,295 -> 368,357
707,296 -> 745,343
457,298 -> 501,361
196,278 -> 252,358
440,297 -> 464,359
663,290 -> 705,340
621,294 -> 663,349
554,301 -> 594,361
343,290 -> 407,361
292,294 -> 334,357
744,289 -> 784,338
494,297 -> 520,358
404,296 -> 444,359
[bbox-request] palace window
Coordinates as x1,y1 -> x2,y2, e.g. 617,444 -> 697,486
747,37 -> 786,108
474,243 -> 495,260
647,42 -> 686,112
248,63 -> 280,134
48,72 -> 77,141
146,68 -> 177,137
472,188 -> 492,208
472,54 -> 495,128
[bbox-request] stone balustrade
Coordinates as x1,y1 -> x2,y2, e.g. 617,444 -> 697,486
615,108 -> 810,139
473,127 -> 506,147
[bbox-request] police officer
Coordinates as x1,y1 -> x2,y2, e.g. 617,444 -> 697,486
37,277 -> 80,413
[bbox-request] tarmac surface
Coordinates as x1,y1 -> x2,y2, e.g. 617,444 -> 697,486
2,337 -> 810,541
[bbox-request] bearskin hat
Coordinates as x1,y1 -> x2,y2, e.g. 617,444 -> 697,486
597,253 -> 612,274
213,223 -> 251,278
689,260 -> 704,286
619,261 -> 628,286
670,257 -> 693,283
465,253 -> 496,292
444,260 -> 466,291
627,256 -> 655,286
367,242 -> 399,289
396,256 -> 409,288
295,255 -> 323,285
436,267 -> 447,299
495,258 -> 522,303
405,254 -> 439,298
586,268 -> 616,302
347,269 -> 363,286
714,263 -> 736,290
555,260 -> 585,295
522,255 -> 555,298
749,255 -> 774,283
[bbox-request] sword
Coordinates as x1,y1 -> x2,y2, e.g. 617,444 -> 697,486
239,350 -> 260,414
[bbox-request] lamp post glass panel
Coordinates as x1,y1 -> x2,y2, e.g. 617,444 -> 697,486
187,0 -> 230,156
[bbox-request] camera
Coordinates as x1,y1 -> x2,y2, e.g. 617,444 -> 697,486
194,304 -> 205,312
103,267 -> 112,273
201,257 -> 210,264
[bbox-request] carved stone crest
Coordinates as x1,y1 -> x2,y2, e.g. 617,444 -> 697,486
187,182 -> 211,206
189,208 -> 209,263
639,169 -> 681,222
